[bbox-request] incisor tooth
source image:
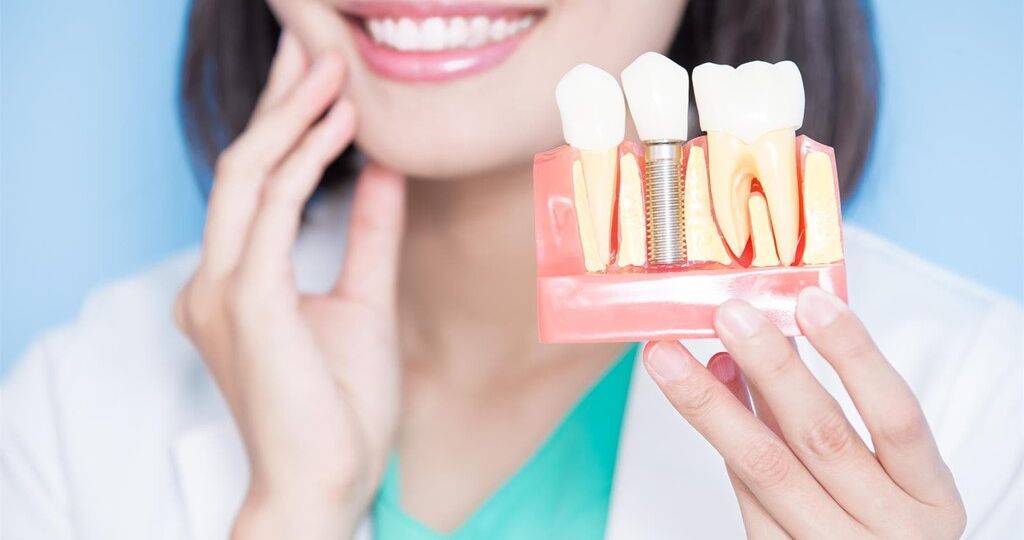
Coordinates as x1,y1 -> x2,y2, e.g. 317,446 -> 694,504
555,64 -> 626,269
617,153 -> 646,267
684,147 -> 732,265
801,152 -> 844,264
694,61 -> 804,266
749,192 -> 781,267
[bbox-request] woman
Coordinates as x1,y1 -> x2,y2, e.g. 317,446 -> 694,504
3,0 -> 1021,538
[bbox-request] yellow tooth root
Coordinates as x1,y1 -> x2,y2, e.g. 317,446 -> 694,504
579,148 -> 619,267
751,130 -> 800,266
801,152 -> 844,265
617,153 -> 646,267
707,131 -> 754,259
684,147 -> 732,265
749,192 -> 781,267
572,160 -> 606,272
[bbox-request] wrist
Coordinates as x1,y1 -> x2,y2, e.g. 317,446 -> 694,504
231,482 -> 364,540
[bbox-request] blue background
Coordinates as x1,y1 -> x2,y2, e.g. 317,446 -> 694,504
2,1 -> 1022,375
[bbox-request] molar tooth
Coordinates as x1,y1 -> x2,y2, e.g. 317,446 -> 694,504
556,64 -> 626,270
693,61 -> 805,265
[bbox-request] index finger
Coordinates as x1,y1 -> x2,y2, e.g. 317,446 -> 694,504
332,164 -> 407,313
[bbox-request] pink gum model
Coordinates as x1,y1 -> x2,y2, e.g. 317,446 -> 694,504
533,136 -> 847,343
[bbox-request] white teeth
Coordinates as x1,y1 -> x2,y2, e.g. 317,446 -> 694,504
364,15 -> 537,52
447,17 -> 469,48
468,16 -> 490,46
420,17 -> 446,51
621,52 -> 690,142
555,64 -> 626,150
692,61 -> 805,144
395,18 -> 418,51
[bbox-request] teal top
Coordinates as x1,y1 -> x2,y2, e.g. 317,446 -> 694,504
372,344 -> 638,540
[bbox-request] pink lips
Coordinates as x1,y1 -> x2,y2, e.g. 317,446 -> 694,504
343,2 -> 543,83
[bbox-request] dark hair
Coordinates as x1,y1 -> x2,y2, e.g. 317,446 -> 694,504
181,0 -> 878,197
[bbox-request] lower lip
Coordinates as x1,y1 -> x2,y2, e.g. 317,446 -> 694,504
348,20 -> 536,83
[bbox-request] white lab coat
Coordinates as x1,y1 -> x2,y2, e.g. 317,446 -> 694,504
2,192 -> 1022,539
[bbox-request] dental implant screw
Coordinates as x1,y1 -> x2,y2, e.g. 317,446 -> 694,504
644,140 -> 686,265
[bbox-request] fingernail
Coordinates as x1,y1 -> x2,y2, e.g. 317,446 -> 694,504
708,353 -> 737,383
644,341 -> 689,381
716,300 -> 764,338
797,287 -> 845,329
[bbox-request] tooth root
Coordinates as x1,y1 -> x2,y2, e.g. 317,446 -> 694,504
749,192 -> 781,267
707,132 -> 754,258
617,153 -> 646,267
684,147 -> 732,265
579,148 -> 618,267
801,152 -> 844,265
572,160 -> 605,272
752,129 -> 800,266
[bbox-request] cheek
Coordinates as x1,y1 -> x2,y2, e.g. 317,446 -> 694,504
266,0 -> 351,57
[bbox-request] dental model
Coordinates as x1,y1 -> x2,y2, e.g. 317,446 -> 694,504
534,54 -> 848,342
555,64 -> 626,272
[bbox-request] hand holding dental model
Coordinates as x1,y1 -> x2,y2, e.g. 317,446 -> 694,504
536,54 -> 847,342
543,54 -> 966,538
173,36 -> 403,539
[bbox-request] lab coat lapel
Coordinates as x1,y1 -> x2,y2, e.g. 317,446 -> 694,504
173,419 -> 248,540
172,417 -> 374,540
605,340 -> 747,539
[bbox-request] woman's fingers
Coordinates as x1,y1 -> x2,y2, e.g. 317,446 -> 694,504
236,99 -> 356,288
253,31 -> 309,118
795,287 -> 959,506
200,53 -> 345,278
331,164 -> 407,313
709,354 -> 792,540
714,299 -> 900,524
643,341 -> 860,539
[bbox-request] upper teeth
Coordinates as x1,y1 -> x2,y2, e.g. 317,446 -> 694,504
366,15 -> 536,52
692,61 -> 805,144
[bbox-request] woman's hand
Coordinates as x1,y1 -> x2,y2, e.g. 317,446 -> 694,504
174,33 -> 406,539
643,287 -> 967,539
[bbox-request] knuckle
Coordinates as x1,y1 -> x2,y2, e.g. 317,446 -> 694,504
830,331 -> 877,361
738,438 -> 792,489
802,410 -> 855,461
759,349 -> 798,382
263,176 -> 307,210
879,405 -> 929,447
213,146 -> 243,179
670,378 -> 720,419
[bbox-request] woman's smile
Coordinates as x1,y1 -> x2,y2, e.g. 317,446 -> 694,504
339,1 -> 547,82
